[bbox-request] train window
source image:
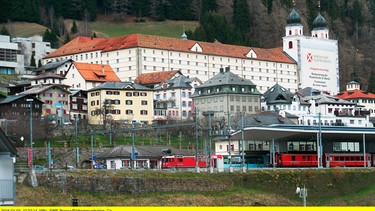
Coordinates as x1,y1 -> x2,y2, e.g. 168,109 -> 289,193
292,156 -> 295,161
178,158 -> 183,162
288,143 -> 294,151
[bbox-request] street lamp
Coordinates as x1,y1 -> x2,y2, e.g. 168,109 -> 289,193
202,111 -> 214,173
295,185 -> 307,207
20,136 -> 24,148
26,98 -> 33,168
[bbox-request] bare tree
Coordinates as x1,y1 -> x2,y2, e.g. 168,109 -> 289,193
92,99 -> 114,129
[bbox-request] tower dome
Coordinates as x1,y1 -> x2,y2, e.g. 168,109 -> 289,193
286,8 -> 302,25
312,12 -> 327,29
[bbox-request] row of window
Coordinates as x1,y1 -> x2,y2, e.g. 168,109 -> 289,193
42,93 -> 67,97
90,109 -> 148,116
68,47 -> 292,70
11,103 -> 41,108
90,91 -> 148,97
195,95 -> 259,105
90,100 -> 148,106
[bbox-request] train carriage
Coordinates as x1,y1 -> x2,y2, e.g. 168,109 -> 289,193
276,153 -> 318,167
324,153 -> 372,167
161,155 -> 207,169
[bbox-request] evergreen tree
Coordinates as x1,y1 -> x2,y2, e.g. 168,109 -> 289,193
64,33 -> 71,44
0,25 -> 10,36
232,0 -> 250,33
4,0 -> 40,23
92,33 -> 97,38
71,20 -> 78,34
367,74 -> 375,93
43,29 -> 59,49
267,0 -> 273,14
30,54 -> 36,67
351,0 -> 363,39
202,0 -> 217,13
150,0 -> 166,21
131,0 -> 151,18
351,0 -> 363,25
166,0 -> 194,21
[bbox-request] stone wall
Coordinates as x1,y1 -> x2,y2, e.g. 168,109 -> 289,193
27,171 -> 230,194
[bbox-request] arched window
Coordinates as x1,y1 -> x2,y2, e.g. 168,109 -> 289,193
289,41 -> 293,49
289,30 -> 292,35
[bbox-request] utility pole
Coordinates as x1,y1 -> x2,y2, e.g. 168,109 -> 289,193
26,99 -> 33,168
228,112 -> 233,173
75,117 -> 79,168
241,113 -> 245,172
131,120 -> 135,170
195,107 -> 199,173
90,129 -> 94,169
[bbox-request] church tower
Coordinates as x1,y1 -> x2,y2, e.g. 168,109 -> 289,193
282,0 -> 340,95
311,1 -> 329,39
285,1 -> 303,37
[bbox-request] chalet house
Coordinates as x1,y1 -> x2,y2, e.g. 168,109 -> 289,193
0,128 -> 17,205
19,84 -> 71,123
69,90 -> 88,121
0,94 -> 43,118
64,62 -> 121,91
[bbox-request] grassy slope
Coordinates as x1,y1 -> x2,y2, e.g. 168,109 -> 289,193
90,19 -> 199,38
16,168 -> 375,206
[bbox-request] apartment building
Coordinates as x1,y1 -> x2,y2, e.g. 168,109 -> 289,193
87,82 -> 153,125
192,67 -> 262,123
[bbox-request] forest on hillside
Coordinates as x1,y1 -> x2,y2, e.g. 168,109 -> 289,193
1,0 -> 375,92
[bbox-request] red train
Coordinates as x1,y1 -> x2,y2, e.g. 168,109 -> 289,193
276,153 -> 374,168
161,155 -> 207,168
161,155 -> 223,169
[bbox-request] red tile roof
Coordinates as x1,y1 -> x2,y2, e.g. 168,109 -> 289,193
45,34 -> 295,64
134,70 -> 181,85
74,62 -> 121,82
45,37 -> 106,59
335,89 -> 375,100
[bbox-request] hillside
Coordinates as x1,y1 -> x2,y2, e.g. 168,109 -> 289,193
3,0 -> 375,93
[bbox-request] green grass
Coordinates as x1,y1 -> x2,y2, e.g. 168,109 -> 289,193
16,169 -> 375,206
90,20 -> 199,38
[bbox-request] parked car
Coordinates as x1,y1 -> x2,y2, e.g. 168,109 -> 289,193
33,165 -> 47,171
